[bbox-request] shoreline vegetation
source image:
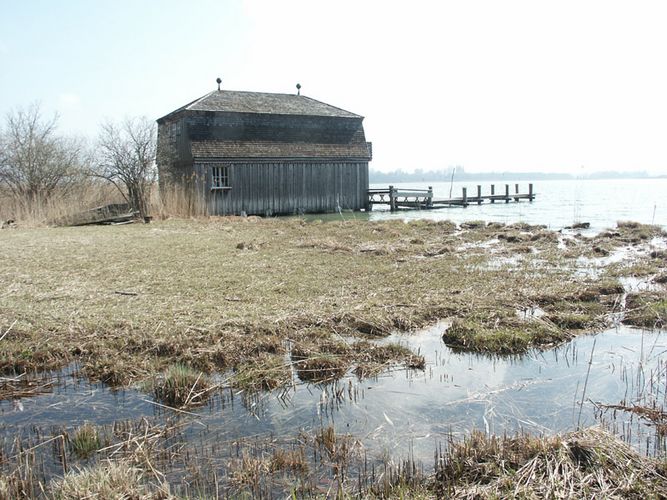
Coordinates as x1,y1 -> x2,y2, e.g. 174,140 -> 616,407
2,217 -> 667,497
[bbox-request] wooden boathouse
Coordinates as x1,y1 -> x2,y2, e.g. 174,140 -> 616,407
156,83 -> 372,216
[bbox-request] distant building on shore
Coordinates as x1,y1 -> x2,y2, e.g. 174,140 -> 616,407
156,83 -> 372,216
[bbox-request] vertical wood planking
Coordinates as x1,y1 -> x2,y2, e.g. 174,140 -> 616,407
203,160 -> 370,216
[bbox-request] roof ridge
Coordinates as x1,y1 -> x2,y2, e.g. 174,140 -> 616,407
296,95 -> 360,119
184,90 -> 218,110
158,89 -> 362,121
156,90 -> 217,122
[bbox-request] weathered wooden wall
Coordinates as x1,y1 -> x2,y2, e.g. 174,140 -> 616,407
187,112 -> 361,144
158,102 -> 371,216
194,161 -> 369,216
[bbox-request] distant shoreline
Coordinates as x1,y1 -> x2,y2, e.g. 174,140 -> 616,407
370,170 -> 666,183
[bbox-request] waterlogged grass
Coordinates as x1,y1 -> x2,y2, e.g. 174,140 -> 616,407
50,460 -> 168,500
2,218 -> 666,498
5,422 -> 665,499
435,427 -> 667,498
0,218 -> 665,395
624,293 -> 667,328
68,423 -> 103,459
150,364 -> 212,408
442,318 -> 561,354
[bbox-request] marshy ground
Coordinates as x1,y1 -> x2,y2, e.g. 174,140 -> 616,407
1,217 -> 666,497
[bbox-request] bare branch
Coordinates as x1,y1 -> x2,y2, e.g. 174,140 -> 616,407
0,103 -> 83,207
93,116 -> 157,219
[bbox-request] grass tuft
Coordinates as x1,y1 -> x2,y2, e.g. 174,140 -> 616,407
151,364 -> 211,407
623,292 -> 667,329
69,423 -> 102,458
435,427 -> 667,498
51,460 -> 169,499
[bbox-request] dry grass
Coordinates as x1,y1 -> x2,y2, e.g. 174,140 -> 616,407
1,218 -> 665,396
435,427 -> 667,499
0,183 -> 123,228
623,292 -> 667,328
0,181 -> 209,228
3,415 -> 666,498
50,460 -> 170,499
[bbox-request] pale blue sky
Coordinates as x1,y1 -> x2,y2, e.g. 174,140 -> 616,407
2,0 -> 667,174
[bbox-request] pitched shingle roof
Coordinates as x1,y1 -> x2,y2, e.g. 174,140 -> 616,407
191,140 -> 372,160
160,90 -> 361,120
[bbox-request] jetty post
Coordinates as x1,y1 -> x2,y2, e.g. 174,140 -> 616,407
366,183 -> 536,211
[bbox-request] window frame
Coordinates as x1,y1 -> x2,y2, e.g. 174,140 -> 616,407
210,164 -> 231,190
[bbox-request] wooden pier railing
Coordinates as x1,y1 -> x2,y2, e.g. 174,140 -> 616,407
367,184 -> 535,212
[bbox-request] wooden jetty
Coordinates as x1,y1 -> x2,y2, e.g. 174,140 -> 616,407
367,183 -> 535,212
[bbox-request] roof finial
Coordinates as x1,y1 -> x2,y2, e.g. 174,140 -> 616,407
216,77 -> 222,92
296,83 -> 301,96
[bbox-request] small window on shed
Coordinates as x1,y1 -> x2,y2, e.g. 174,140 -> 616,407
211,165 -> 230,189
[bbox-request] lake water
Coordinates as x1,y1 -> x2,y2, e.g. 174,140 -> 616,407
360,178 -> 667,231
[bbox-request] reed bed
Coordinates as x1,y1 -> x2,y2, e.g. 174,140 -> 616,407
0,183 -> 122,228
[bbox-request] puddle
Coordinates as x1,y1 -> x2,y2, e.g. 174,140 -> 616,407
2,323 -> 666,489
574,246 -> 644,278
477,254 -> 524,270
576,246 -> 637,268
650,237 -> 667,250
620,276 -> 664,293
516,306 -> 546,320
0,367 -> 154,430
457,238 -> 500,251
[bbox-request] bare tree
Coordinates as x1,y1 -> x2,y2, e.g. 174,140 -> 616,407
0,103 -> 83,207
95,117 -> 157,219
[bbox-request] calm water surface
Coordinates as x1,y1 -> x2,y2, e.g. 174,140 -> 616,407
3,325 -> 665,461
356,178 -> 667,231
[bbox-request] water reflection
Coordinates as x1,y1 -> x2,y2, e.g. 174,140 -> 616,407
2,324 -> 665,463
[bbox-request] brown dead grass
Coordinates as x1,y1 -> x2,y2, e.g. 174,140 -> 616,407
0,218 -> 664,394
623,292 -> 667,328
436,427 -> 667,499
49,460 -> 170,499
